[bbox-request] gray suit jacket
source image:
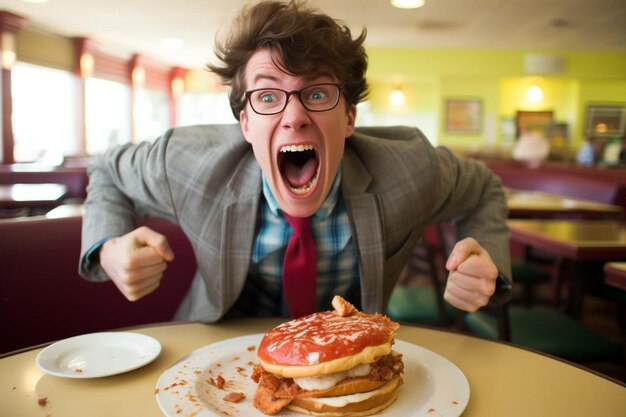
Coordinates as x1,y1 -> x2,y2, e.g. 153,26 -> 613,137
80,124 -> 511,322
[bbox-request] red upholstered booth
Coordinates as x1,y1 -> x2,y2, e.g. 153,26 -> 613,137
0,213 -> 196,354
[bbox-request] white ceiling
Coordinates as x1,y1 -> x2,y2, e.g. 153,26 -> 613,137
1,0 -> 625,69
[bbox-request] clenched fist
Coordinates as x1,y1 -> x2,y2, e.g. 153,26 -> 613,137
443,237 -> 498,312
100,226 -> 175,301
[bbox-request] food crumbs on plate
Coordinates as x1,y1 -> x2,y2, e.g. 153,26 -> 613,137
74,368 -> 83,373
38,397 -> 48,406
452,400 -> 458,405
428,408 -> 435,413
154,388 -> 160,395
247,345 -> 256,351
164,379 -> 188,391
186,390 -> 199,404
208,375 -> 226,389
223,392 -> 245,403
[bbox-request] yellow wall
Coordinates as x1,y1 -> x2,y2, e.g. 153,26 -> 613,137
365,48 -> 626,150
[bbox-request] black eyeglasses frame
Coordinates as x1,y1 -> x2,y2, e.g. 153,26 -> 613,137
243,83 -> 344,115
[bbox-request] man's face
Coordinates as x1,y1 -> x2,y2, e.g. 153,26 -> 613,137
240,49 -> 356,218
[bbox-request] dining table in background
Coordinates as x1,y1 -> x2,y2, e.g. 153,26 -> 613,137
604,262 -> 626,291
1,319 -> 624,417
0,183 -> 68,209
507,219 -> 626,317
505,187 -> 624,219
44,202 -> 85,218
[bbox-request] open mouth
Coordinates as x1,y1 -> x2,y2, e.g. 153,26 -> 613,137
278,144 -> 320,196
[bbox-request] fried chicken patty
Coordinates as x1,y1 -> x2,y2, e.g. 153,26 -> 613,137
251,352 -> 404,414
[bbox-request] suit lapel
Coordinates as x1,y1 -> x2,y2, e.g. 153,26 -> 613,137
221,152 -> 261,312
342,149 -> 385,313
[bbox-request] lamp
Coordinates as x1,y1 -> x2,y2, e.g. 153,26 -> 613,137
526,85 -> 543,103
391,0 -> 425,9
171,76 -> 184,98
389,88 -> 405,106
132,66 -> 146,88
1,32 -> 16,70
79,52 -> 94,78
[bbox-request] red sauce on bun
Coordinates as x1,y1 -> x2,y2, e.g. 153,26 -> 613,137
258,310 -> 398,366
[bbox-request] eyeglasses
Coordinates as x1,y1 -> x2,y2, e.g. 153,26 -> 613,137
243,83 -> 343,115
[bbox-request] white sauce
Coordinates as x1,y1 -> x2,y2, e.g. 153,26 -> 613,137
294,363 -> 371,390
309,386 -> 381,407
307,352 -> 320,365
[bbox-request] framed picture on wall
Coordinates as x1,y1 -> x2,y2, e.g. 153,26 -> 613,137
585,105 -> 626,138
445,99 -> 482,134
515,110 -> 554,138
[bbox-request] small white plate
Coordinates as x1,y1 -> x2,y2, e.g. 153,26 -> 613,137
36,332 -> 161,378
156,334 -> 469,417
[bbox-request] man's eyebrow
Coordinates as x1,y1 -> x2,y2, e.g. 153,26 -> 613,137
250,72 -> 335,85
251,74 -> 280,84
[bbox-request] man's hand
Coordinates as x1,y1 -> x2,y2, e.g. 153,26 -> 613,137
100,226 -> 175,301
443,237 -> 498,312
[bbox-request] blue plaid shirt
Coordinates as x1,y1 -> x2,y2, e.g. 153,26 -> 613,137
228,166 -> 360,317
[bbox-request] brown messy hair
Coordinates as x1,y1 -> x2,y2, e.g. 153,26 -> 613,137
206,0 -> 369,120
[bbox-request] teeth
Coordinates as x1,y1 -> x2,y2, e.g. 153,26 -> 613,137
287,178 -> 315,195
279,143 -> 318,195
280,144 -> 314,152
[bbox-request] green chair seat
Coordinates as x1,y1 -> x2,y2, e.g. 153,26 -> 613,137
511,262 -> 552,306
387,285 -> 463,325
512,262 -> 551,283
465,306 -> 622,362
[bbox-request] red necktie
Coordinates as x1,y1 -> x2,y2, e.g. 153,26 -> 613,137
283,213 -> 317,318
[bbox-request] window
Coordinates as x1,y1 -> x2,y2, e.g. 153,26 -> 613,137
177,91 -> 235,126
134,88 -> 170,142
85,77 -> 131,155
11,63 -> 77,163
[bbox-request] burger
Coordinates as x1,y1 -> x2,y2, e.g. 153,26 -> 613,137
251,296 -> 404,416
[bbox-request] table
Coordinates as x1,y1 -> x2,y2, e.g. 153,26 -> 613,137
507,219 -> 626,261
505,188 -> 624,219
44,203 -> 84,218
604,262 -> 626,291
0,183 -> 67,208
1,319 -> 624,417
507,219 -> 626,316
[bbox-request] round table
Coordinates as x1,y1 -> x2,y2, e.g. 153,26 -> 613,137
1,318 -> 624,416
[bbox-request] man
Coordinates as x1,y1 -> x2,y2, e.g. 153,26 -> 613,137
80,0 -> 511,321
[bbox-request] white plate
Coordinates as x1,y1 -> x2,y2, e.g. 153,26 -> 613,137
155,334 -> 469,417
36,332 -> 161,378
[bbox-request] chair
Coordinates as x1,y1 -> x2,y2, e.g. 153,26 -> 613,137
511,261 -> 552,306
436,223 -> 622,364
386,226 -> 463,326
588,275 -> 626,332
387,283 -> 463,326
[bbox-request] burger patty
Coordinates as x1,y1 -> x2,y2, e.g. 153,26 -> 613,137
251,352 -> 404,414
